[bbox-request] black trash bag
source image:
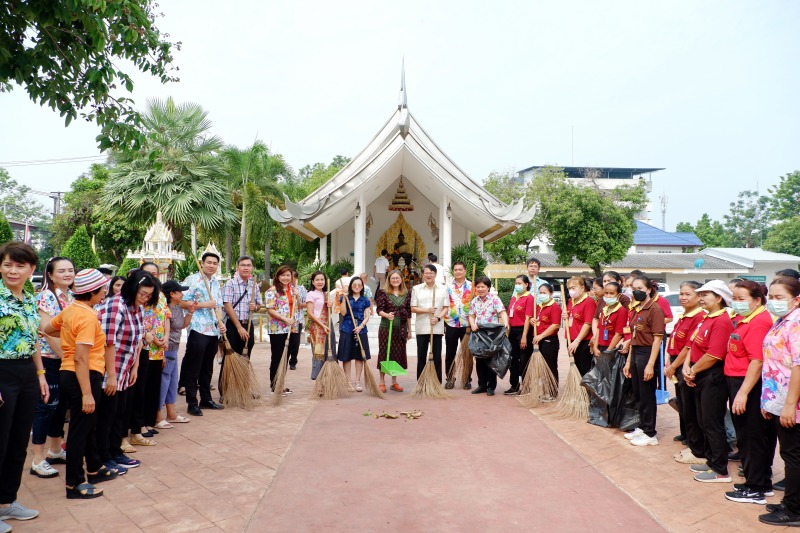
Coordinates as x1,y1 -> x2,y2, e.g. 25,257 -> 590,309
608,351 -> 640,431
468,323 -> 508,359
487,337 -> 513,379
581,351 -> 617,428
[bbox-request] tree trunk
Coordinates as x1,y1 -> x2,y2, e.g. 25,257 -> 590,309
239,206 -> 247,258
225,230 -> 232,276
591,264 -> 603,277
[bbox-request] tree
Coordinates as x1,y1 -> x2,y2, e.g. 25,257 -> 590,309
769,171 -> 800,222
0,0 -> 179,150
723,190 -> 771,248
764,217 -> 800,257
117,256 -> 141,277
100,97 -> 236,248
0,213 -> 13,244
0,168 -> 49,226
483,169 -> 537,261
60,226 -> 99,270
676,214 -> 732,249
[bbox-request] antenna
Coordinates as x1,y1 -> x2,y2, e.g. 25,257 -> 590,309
659,193 -> 668,231
571,125 -> 574,165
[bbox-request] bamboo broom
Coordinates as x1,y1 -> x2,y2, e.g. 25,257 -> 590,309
551,280 -> 589,420
269,282 -> 295,407
343,292 -> 384,399
220,278 -> 261,409
518,275 -> 558,408
412,284 -> 449,399
309,278 -> 351,400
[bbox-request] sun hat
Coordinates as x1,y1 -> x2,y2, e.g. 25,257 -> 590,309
73,269 -> 108,295
696,279 -> 733,307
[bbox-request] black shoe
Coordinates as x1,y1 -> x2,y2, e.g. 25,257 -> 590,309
673,434 -> 686,442
444,382 -> 455,390
735,483 -> 774,497
759,509 -> 800,526
728,450 -> 741,461
503,386 -> 519,396
487,388 -> 495,396
725,487 -> 766,505
187,405 -> 203,416
775,479 -> 786,491
463,381 -> 473,390
141,431 -> 154,438
289,365 -> 297,370
199,401 -> 224,410
471,387 -> 488,395
149,428 -> 159,435
767,503 -> 786,513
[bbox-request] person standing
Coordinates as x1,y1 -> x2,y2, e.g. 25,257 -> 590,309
506,275 -> 534,395
336,277 -> 372,392
359,273 -> 375,314
373,249 -> 390,292
222,256 -> 262,390
468,276 -> 508,396
264,266 -> 298,395
45,269 -> 112,499
444,261 -> 472,389
565,276 -> 597,376
593,282 -> 628,354
427,253 -> 447,285
375,270 -> 412,393
526,258 -> 548,293
305,271 -> 334,380
156,280 -> 193,428
0,242 -> 48,526
180,252 -> 226,416
30,256 -> 74,478
411,264 -> 448,382
288,270 -> 305,370
532,283 -> 562,386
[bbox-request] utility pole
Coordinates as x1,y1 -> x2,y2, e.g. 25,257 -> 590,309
659,193 -> 668,231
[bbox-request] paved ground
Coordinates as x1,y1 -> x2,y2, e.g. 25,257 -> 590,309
13,339 -> 789,532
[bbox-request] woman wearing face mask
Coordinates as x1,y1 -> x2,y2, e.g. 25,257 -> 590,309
757,276 -> 800,527
682,280 -> 735,483
622,275 -> 665,446
505,275 -> 534,395
722,280 -> 774,504
666,281 -> 706,462
564,276 -> 596,376
532,283 -> 561,386
593,282 -> 628,355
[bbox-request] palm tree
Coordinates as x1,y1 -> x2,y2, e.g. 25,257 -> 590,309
101,97 -> 237,248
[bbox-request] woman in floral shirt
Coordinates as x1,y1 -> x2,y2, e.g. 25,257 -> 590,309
30,257 -> 74,478
265,266 -> 300,394
468,276 -> 508,396
758,276 -> 800,527
138,263 -> 170,439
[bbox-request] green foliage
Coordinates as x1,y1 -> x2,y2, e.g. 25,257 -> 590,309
723,190 -> 770,248
0,213 -> 13,244
0,168 -> 49,226
173,258 -> 197,282
450,242 -> 487,278
60,226 -> 100,270
116,256 -> 141,278
483,170 -> 536,260
0,0 -> 178,150
764,218 -> 800,257
330,257 -> 355,279
769,171 -> 800,222
24,279 -> 35,295
676,214 -> 732,249
288,156 -> 350,200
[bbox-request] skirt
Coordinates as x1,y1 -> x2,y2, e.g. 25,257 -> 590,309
377,326 -> 408,370
337,329 -> 370,362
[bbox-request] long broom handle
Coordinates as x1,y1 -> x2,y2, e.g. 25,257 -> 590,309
428,285 -> 436,361
344,293 -> 368,359
242,278 -> 256,357
561,279 -> 573,348
192,255 -> 233,352
271,285 -> 295,389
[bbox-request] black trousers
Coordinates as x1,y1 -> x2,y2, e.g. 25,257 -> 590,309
181,331 -> 219,407
143,356 -> 162,428
416,334 -> 443,382
695,367 -> 729,475
269,333 -> 289,390
60,370 -> 104,487
537,335 -> 560,385
475,357 -> 497,391
96,386 -> 130,462
508,326 -> 533,388
630,347 -> 657,438
288,326 -> 302,367
728,376 -> 774,492
573,339 -> 593,376
0,358 -> 37,505
670,355 -> 687,438
128,350 -> 151,433
225,318 -> 255,356
679,377 -> 705,459
778,421 -> 800,515
444,324 -> 468,382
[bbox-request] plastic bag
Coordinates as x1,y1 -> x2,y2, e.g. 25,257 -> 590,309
581,348 -> 640,430
487,338 -> 513,378
468,323 -> 508,359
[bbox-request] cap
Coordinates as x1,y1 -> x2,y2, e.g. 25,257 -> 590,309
696,279 -> 733,307
73,269 -> 108,295
162,280 -> 190,294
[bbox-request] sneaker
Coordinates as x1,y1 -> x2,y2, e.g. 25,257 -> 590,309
104,460 -> 127,475
630,434 -> 658,446
463,381 -> 473,390
690,463 -> 710,473
112,454 -> 140,469
45,448 -> 66,464
734,483 -> 774,497
694,470 -> 732,483
624,428 -> 644,440
503,386 -> 519,396
0,502 -> 40,520
775,479 -> 786,491
29,460 -> 58,478
766,503 -> 785,513
759,509 -> 800,527
0,520 -> 10,533
672,434 -> 686,442
725,488 -> 766,504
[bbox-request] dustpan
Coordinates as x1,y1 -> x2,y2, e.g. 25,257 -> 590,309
380,318 -> 407,376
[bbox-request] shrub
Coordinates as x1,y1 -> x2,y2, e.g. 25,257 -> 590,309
60,226 -> 100,270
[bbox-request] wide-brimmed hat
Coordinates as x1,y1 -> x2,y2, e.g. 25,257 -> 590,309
162,280 -> 190,294
696,279 -> 733,307
73,269 -> 108,295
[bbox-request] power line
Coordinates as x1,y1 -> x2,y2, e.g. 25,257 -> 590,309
0,155 -> 106,167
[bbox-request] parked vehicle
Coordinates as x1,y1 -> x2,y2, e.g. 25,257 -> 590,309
661,291 -> 682,335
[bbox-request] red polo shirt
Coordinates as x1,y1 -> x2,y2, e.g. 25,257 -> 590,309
652,294 -> 674,322
598,304 -> 628,347
667,308 -> 705,356
568,295 -> 596,342
507,293 -> 534,327
535,300 -> 562,337
724,308 -> 772,377
689,310 -> 734,364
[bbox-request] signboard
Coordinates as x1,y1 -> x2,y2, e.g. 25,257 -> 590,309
740,275 -> 767,282
485,264 -> 528,279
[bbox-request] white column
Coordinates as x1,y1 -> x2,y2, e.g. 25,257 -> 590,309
319,235 -> 327,264
476,236 -> 484,252
440,195 -> 452,277
353,194 -> 366,275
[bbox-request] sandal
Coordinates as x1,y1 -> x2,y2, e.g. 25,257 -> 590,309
129,435 -> 157,446
120,441 -> 137,454
154,420 -> 173,429
66,482 -> 103,499
167,415 -> 190,424
379,383 -> 387,393
87,466 -> 119,484
178,387 -> 186,396
390,383 -> 404,392
355,381 -> 363,392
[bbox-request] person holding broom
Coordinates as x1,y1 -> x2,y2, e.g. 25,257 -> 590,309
411,264 -> 448,382
376,270 -> 412,393
564,276 -> 597,376
336,276 -> 372,392
444,261 -> 472,389
265,266 -> 299,396
469,276 -> 508,396
505,274 -> 534,395
306,271 -> 334,380
532,283 -> 562,386
221,256 -> 263,396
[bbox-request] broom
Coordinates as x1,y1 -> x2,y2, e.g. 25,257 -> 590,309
446,264 -> 476,389
412,285 -> 449,399
309,279 -> 351,400
551,280 -> 589,420
518,276 -> 558,408
269,283 -> 295,407
220,278 -> 261,409
344,293 -> 384,399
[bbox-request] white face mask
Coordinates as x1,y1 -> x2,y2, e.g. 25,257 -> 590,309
568,289 -> 579,300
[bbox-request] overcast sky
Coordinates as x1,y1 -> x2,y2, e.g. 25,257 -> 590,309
1,0 -> 798,231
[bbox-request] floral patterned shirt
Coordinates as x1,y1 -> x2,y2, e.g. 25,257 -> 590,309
264,287 -> 301,335
469,293 -> 505,325
0,281 -> 40,360
143,293 -> 171,360
761,308 -> 800,421
182,272 -> 222,337
445,280 -> 472,328
36,288 -> 73,358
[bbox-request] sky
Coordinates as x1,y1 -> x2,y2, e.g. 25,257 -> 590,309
1,0 -> 798,231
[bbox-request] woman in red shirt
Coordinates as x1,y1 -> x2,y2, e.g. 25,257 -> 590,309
682,280 -> 735,483
565,276 -> 597,376
505,275 -> 534,395
665,281 -> 706,463
724,280 -> 774,504
593,282 -> 628,354
532,283 -> 562,385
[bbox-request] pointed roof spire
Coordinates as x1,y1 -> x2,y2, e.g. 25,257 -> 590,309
398,58 -> 407,109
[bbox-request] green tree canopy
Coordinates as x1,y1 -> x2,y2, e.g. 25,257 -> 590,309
723,190 -> 771,248
764,217 -> 800,257
0,213 -> 13,244
676,214 -> 732,249
0,0 -> 178,150
60,225 -> 100,270
769,171 -> 800,222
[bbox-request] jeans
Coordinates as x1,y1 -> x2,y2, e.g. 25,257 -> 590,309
31,356 -> 66,444
160,351 -> 179,408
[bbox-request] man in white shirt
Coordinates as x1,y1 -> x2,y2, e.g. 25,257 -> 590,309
427,253 -> 447,285
373,249 -> 390,291
411,264 -> 448,382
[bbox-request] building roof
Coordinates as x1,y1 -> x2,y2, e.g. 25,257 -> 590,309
703,248 -> 800,267
518,166 -> 665,179
528,252 -> 744,273
633,220 -> 703,247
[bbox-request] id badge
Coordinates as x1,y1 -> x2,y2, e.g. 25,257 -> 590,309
603,329 -> 609,341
